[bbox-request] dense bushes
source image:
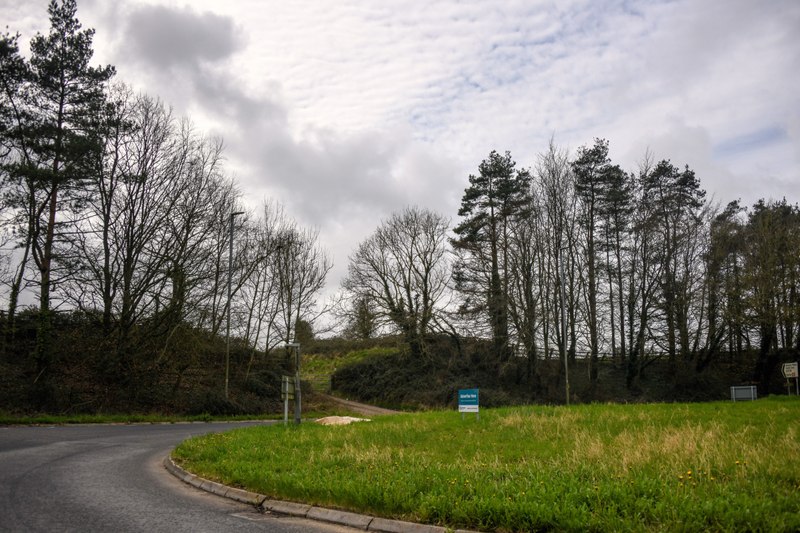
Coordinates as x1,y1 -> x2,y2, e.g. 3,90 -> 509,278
0,310 -> 289,415
330,335 -> 798,408
2,311 -> 797,415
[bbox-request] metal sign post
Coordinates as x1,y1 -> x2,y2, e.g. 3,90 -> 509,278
781,362 -> 799,395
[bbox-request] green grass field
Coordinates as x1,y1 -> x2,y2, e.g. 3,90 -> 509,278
173,397 -> 800,532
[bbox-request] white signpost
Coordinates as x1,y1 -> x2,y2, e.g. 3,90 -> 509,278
287,342 -> 302,425
781,362 -> 799,395
281,375 -> 295,425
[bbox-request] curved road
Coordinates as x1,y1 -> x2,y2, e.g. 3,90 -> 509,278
0,422 -> 357,532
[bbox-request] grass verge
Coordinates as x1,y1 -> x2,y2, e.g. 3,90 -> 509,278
173,397 -> 800,532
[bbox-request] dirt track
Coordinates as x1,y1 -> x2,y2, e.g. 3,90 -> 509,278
318,394 -> 399,416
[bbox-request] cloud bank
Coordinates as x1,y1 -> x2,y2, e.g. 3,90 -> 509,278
4,0 -> 798,297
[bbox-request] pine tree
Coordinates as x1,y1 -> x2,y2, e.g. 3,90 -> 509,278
4,0 -> 115,402
572,138 -> 611,384
452,150 -> 531,361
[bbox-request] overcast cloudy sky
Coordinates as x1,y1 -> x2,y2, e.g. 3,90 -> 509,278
3,0 -> 799,296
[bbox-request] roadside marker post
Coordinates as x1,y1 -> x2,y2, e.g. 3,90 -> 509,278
281,375 -> 295,426
287,342 -> 302,425
458,388 -> 479,421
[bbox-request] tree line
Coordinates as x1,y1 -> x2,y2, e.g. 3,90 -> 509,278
2,1 -> 797,410
0,1 -> 330,407
341,141 -> 799,395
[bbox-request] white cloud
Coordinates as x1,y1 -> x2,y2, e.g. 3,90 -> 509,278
2,0 -> 798,306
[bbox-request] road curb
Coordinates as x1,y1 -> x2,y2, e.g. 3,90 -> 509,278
262,499 -> 312,517
164,455 -> 481,533
307,507 -> 373,529
164,456 -> 267,506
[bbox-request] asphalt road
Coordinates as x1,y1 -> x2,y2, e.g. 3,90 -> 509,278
0,421 -> 358,533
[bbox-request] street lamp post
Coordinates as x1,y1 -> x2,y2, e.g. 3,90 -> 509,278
286,342 -> 301,424
225,210 -> 245,399
559,247 -> 570,406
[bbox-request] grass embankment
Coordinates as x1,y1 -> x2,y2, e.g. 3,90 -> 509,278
174,397 -> 800,532
303,346 -> 401,392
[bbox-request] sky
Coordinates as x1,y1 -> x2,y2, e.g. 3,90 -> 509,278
2,0 -> 799,308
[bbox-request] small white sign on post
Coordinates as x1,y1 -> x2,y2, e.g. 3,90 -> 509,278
730,385 -> 757,402
781,362 -> 799,395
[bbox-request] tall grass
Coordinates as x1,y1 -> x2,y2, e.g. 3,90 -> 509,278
174,397 -> 800,532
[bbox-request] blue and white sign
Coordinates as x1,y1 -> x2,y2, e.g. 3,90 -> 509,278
458,389 -> 479,413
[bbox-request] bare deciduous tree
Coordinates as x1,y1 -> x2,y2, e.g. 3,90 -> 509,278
274,223 -> 332,345
344,206 -> 449,359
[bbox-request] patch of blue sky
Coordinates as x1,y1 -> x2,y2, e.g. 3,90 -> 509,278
619,0 -> 676,20
713,126 -> 788,158
405,86 -> 455,134
481,38 -> 557,86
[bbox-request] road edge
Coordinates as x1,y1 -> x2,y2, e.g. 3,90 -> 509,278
163,455 -> 480,533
